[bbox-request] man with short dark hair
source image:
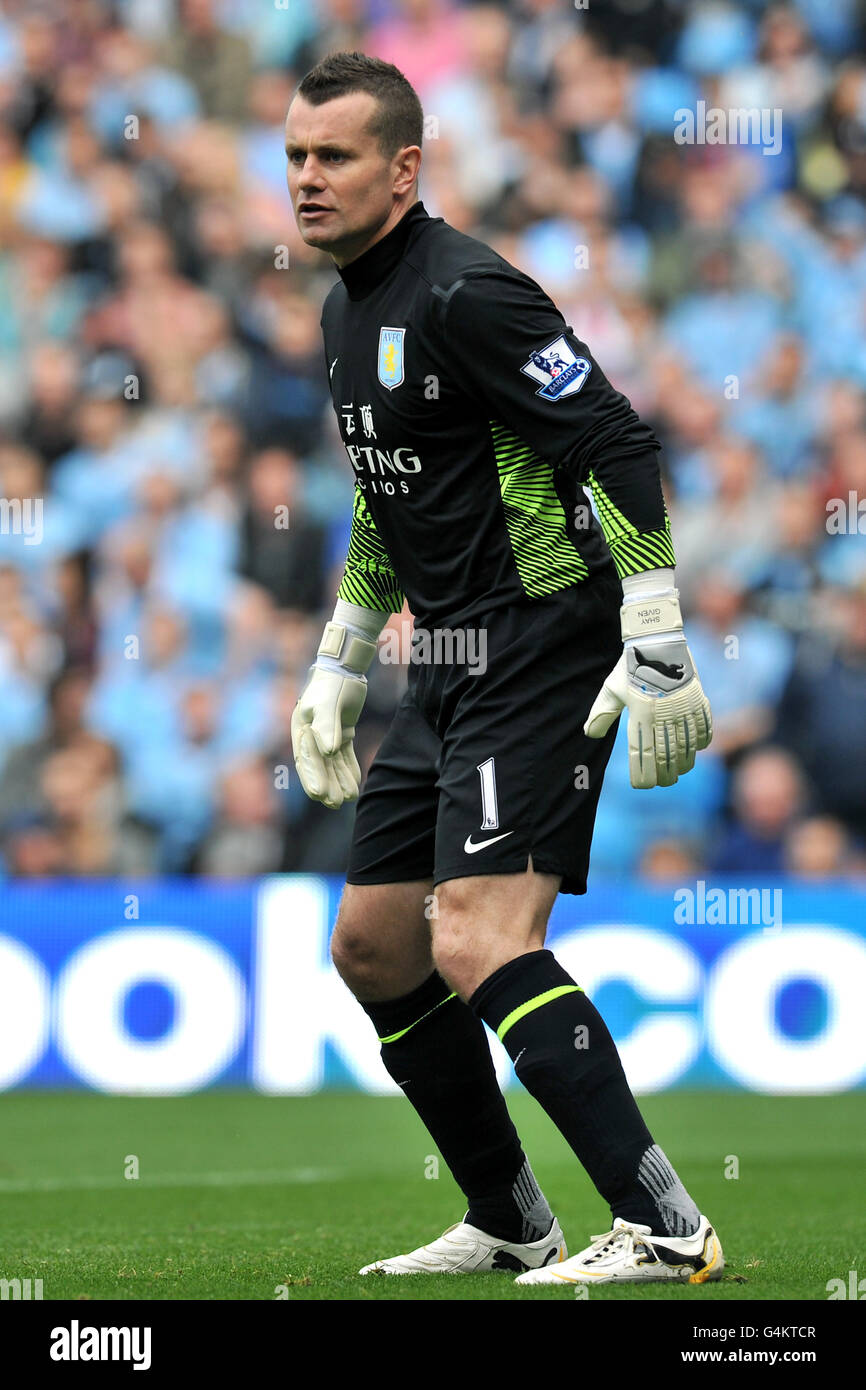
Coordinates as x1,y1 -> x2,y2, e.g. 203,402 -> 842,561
288,51 -> 723,1287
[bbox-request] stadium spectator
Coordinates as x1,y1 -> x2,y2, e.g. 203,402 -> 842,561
38,733 -> 157,875
161,0 -> 253,123
236,447 -> 327,612
193,755 -> 284,875
775,582 -> 866,839
685,573 -> 794,758
17,341 -> 80,466
711,745 -> 808,874
784,815 -> 863,879
639,838 -> 703,882
0,664 -> 91,828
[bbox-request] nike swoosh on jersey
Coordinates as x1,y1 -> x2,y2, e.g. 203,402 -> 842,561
329,356 -> 339,379
463,831 -> 514,853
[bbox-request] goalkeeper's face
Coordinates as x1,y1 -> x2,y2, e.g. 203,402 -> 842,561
285,92 -> 420,268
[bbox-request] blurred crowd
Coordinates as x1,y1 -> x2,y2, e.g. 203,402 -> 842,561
0,0 -> 864,881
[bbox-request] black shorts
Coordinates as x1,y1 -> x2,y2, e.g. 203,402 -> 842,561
346,573 -> 623,896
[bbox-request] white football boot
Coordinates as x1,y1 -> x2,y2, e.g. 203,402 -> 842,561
359,1217 -> 567,1275
515,1214 -> 723,1286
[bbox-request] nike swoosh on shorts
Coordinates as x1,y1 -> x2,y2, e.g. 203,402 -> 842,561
463,831 -> 514,854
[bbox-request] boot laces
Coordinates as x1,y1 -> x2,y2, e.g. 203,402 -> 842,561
584,1223 -> 652,1264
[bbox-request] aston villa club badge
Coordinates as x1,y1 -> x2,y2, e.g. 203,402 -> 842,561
378,326 -> 406,390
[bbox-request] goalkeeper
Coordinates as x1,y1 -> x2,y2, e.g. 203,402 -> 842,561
288,52 -> 722,1287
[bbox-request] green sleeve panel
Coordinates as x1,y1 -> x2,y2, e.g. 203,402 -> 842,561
588,469 -> 677,579
335,485 -> 405,614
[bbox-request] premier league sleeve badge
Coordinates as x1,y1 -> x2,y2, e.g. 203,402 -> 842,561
521,335 -> 591,401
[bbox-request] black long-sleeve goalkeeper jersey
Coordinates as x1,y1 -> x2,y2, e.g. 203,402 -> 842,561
321,200 -> 675,629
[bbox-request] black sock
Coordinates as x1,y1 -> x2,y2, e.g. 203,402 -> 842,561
362,971 -> 553,1244
470,950 -> 700,1238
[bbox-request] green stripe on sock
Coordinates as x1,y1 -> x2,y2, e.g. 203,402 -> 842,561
496,985 -> 582,1043
378,992 -> 458,1045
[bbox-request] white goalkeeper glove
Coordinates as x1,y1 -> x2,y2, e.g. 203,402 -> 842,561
291,600 -> 387,810
584,569 -> 712,789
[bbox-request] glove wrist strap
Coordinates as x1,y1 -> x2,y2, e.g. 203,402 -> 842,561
317,621 -> 378,676
620,590 -> 683,641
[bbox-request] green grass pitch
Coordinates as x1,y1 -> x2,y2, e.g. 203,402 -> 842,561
1,1090 -> 863,1300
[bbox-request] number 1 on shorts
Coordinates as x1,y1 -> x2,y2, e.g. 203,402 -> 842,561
477,757 -> 500,829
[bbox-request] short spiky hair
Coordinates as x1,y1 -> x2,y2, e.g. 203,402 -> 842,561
296,52 -> 423,159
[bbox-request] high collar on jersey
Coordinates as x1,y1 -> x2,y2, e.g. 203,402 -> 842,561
337,201 -> 430,301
